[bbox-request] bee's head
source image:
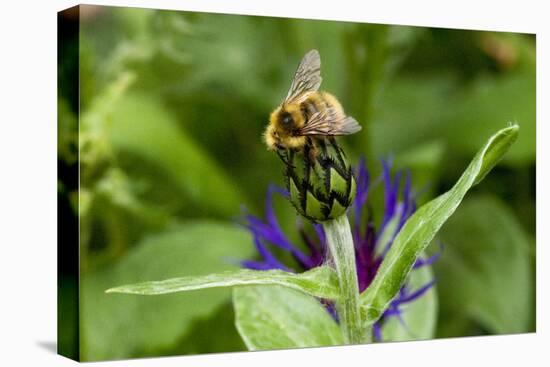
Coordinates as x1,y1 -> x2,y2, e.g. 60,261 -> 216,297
278,111 -> 294,130
269,104 -> 303,138
277,103 -> 305,134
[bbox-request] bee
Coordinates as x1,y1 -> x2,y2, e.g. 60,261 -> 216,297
264,49 -> 361,152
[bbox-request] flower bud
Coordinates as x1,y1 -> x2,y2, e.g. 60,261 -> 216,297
277,137 -> 356,222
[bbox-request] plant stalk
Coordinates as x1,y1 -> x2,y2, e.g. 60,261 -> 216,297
323,214 -> 368,344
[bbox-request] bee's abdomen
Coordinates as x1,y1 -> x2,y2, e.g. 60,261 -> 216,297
300,92 -> 344,121
300,99 -> 320,120
320,91 -> 344,113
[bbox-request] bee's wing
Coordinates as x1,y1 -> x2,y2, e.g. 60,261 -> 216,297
298,108 -> 362,136
285,49 -> 322,103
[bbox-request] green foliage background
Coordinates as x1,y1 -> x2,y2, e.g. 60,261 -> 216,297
57,5 -> 535,361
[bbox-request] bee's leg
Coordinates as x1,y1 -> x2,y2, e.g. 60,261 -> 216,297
275,148 -> 286,162
305,137 -> 318,163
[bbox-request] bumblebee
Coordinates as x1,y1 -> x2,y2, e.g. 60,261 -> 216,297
264,49 -> 361,151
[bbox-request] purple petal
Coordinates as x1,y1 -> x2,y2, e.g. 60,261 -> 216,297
383,306 -> 402,318
353,157 -> 370,228
373,323 -> 383,342
397,279 -> 437,304
380,160 -> 402,232
398,170 -> 413,230
250,236 -> 291,271
321,300 -> 339,322
241,260 -> 288,271
244,217 -> 314,268
265,184 -> 289,228
297,223 -> 324,268
313,223 -> 327,250
413,243 -> 444,269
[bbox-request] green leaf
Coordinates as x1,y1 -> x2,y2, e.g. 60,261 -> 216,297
80,221 -> 254,361
435,195 -> 533,336
360,125 -> 518,324
233,285 -> 343,350
108,93 -> 247,217
380,263 -> 438,341
107,266 -> 339,300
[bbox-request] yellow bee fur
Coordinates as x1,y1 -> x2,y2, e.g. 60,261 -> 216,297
264,91 -> 344,151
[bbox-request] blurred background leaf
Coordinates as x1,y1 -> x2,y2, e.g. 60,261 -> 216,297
442,70 -> 535,166
434,195 -> 534,337
80,221 -> 253,361
108,92 -> 248,217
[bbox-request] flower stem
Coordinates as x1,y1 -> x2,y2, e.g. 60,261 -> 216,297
323,214 -> 368,344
